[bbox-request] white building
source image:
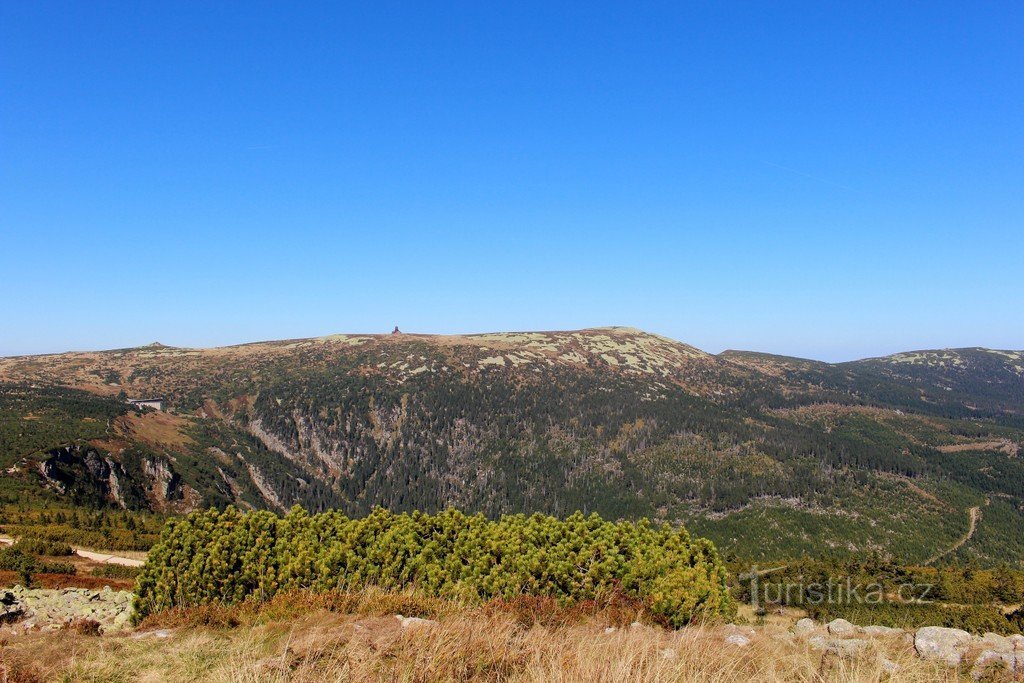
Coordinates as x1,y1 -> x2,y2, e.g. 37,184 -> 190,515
127,397 -> 164,411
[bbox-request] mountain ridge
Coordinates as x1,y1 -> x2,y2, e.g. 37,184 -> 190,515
3,326 -> 1019,365
1,327 -> 1022,565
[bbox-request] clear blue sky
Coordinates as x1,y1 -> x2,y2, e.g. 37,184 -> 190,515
2,2 -> 1021,361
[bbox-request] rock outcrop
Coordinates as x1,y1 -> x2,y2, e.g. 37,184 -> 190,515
0,591 -> 26,624
0,585 -> 133,634
791,617 -> 1024,674
914,626 -> 974,666
825,618 -> 857,636
792,617 -> 817,636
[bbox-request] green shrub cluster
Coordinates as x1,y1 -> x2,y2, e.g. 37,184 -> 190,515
727,555 -> 1024,608
0,547 -> 76,576
728,554 -> 1024,635
807,601 -> 1018,635
134,506 -> 733,626
0,517 -> 160,552
12,537 -> 73,557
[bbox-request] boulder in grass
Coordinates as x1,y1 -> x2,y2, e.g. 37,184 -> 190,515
131,629 -> 175,639
826,619 -> 857,636
395,614 -> 437,630
724,633 -> 751,647
976,632 -> 1012,652
793,618 -> 818,636
824,638 -> 869,659
915,626 -> 973,666
969,650 -> 1015,681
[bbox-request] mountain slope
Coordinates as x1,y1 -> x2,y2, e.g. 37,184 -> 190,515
1,328 -> 1022,565
850,348 -> 1024,416
722,346 -> 1024,422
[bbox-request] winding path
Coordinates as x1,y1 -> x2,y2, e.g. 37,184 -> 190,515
924,505 -> 981,566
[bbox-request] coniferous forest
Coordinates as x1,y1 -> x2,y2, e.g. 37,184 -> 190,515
1,328 -> 1022,566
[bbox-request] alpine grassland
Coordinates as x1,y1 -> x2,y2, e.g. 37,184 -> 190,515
0,601 -> 958,683
134,506 -> 734,627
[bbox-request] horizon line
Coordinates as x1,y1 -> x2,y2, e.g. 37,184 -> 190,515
2,326 -> 1019,366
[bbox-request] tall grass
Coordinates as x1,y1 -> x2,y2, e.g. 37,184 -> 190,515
0,589 -> 958,683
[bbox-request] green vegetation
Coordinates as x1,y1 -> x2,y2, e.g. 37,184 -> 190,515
686,485 -> 970,564
1,330 -> 1022,567
728,555 -> 1024,634
0,384 -> 126,468
135,506 -> 733,627
224,342 -> 1024,564
0,547 -> 76,576
806,601 -> 1018,635
0,383 -> 165,546
0,507 -> 163,551
12,536 -> 73,556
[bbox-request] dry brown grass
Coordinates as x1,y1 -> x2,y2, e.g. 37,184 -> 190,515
89,411 -> 195,459
113,411 -> 195,450
0,589 -> 965,683
0,570 -> 135,592
935,440 -> 1019,456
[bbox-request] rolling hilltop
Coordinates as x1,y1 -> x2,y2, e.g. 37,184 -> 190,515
1,327 -> 1022,565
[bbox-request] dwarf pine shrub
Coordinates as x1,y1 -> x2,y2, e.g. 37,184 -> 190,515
134,506 -> 732,626
12,537 -> 74,557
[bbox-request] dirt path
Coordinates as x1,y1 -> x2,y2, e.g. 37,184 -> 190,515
74,548 -> 145,567
924,505 -> 981,565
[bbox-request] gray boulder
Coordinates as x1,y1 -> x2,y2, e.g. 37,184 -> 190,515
808,635 -> 828,650
969,649 -> 1016,681
824,638 -> 869,659
809,635 -> 869,657
112,611 -> 133,630
915,626 -> 973,666
977,632 -> 1013,652
793,618 -> 818,636
131,629 -> 175,639
826,618 -> 857,636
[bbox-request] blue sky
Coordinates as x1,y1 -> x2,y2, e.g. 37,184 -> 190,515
2,2 -> 1021,361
